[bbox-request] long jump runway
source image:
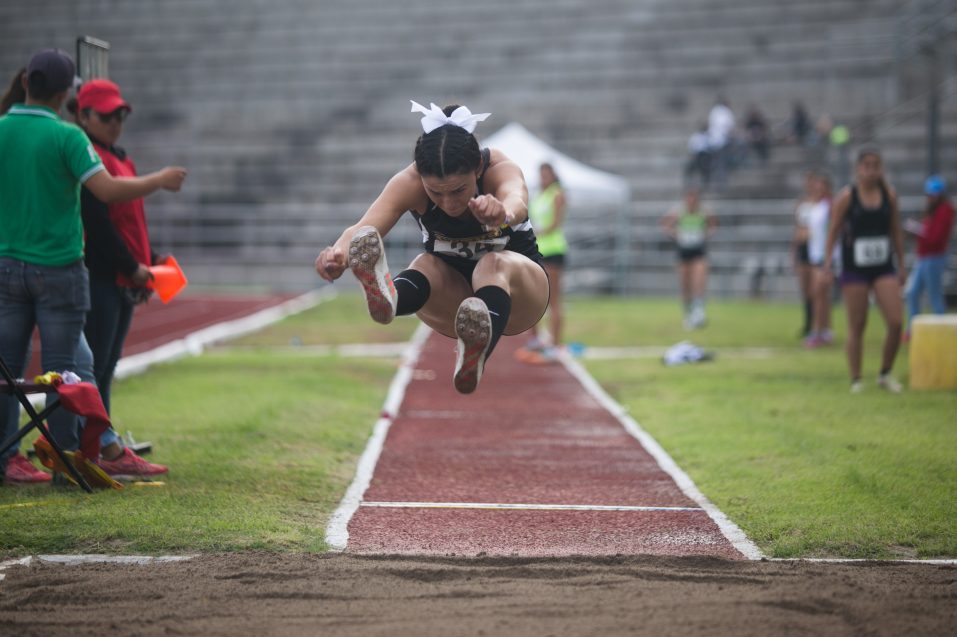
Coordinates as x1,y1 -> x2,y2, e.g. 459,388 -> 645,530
336,328 -> 758,559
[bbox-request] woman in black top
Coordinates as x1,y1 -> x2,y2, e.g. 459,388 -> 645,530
824,147 -> 905,393
315,102 -> 548,394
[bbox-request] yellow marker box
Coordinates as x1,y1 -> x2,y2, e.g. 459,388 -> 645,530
909,315 -> 957,390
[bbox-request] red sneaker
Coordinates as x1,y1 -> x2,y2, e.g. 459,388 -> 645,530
98,447 -> 168,480
4,452 -> 52,483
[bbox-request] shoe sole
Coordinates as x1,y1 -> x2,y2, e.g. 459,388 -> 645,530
453,298 -> 492,394
349,226 -> 396,325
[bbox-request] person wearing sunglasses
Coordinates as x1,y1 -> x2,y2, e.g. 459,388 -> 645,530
73,78 -> 171,480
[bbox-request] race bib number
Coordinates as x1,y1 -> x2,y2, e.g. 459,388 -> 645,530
677,228 -> 704,248
853,236 -> 889,267
434,235 -> 509,260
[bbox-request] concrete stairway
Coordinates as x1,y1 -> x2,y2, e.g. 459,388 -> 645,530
0,0 -> 953,297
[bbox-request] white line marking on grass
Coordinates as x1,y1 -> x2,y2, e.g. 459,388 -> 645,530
360,501 -> 704,512
114,287 -> 337,380
559,352 -> 765,561
324,323 -> 432,551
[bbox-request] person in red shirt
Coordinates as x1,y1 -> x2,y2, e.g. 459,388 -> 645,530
75,79 -> 169,479
904,175 -> 955,338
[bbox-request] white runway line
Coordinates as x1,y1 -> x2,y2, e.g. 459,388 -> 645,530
114,287 -> 337,380
360,501 -> 704,512
324,323 -> 432,551
560,352 -> 766,561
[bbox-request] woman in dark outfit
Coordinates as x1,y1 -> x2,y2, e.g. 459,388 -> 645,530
315,102 -> 547,394
824,147 -> 905,394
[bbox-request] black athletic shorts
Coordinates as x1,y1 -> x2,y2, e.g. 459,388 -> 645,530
677,247 -> 707,263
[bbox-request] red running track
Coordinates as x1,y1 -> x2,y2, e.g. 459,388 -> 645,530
26,293 -> 299,377
345,332 -> 747,559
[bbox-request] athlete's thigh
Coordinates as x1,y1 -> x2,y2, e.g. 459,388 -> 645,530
476,251 -> 549,335
408,253 -> 472,338
841,283 -> 871,328
871,275 -> 903,326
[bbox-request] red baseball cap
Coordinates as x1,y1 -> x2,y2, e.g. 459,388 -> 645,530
76,79 -> 132,114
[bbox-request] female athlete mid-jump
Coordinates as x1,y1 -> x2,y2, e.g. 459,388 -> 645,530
315,101 -> 548,394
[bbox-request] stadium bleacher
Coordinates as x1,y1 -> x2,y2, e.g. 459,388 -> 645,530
1,0 -> 953,297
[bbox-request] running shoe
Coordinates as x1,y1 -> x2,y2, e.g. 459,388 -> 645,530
803,334 -> 824,349
453,297 -> 492,394
98,447 -> 168,480
877,373 -> 903,394
850,380 -> 864,394
4,452 -> 51,484
33,437 -> 122,490
349,226 -> 397,325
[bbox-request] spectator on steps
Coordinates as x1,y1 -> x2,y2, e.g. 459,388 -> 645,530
903,175 -> 954,340
0,50 -> 186,483
789,101 -> 811,146
684,122 -> 711,189
707,96 -> 735,189
744,105 -> 770,164
75,78 -> 170,480
823,147 -> 905,394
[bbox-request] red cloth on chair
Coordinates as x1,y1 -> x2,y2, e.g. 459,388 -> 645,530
53,382 -> 111,459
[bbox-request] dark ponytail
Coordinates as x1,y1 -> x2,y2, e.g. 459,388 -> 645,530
413,105 -> 482,178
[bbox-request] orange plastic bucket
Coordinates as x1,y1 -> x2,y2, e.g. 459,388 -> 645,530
147,255 -> 188,303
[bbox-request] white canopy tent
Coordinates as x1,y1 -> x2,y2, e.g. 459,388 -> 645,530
481,122 -> 630,205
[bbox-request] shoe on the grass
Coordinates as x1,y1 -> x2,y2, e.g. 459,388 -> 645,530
4,452 -> 51,484
850,380 -> 864,394
453,297 -> 492,394
877,373 -> 902,394
99,447 -> 168,480
349,225 -> 397,324
33,437 -> 122,490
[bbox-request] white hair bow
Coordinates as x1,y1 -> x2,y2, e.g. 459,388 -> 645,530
410,100 -> 491,134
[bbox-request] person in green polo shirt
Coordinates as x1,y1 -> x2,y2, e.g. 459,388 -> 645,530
0,49 -> 187,484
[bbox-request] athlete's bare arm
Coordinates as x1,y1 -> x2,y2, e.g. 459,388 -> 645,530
470,150 -> 528,228
315,167 -> 422,282
823,187 -> 852,271
85,166 -> 186,204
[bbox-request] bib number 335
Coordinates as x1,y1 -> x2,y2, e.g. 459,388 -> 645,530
853,236 -> 889,267
435,236 -> 508,260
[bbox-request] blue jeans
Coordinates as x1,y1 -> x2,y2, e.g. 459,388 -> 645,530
906,254 -> 948,330
0,257 -> 90,467
65,334 -> 122,450
85,276 -> 136,416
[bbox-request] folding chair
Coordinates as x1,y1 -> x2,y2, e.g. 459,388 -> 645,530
0,354 -> 94,492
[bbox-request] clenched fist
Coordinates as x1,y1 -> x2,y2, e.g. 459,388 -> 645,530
315,246 -> 347,282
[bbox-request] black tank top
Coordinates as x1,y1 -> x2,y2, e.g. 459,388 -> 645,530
411,148 -> 542,264
841,183 -> 894,274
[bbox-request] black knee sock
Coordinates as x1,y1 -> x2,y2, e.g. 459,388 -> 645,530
474,286 -> 511,357
803,300 -> 813,334
394,269 -> 431,316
